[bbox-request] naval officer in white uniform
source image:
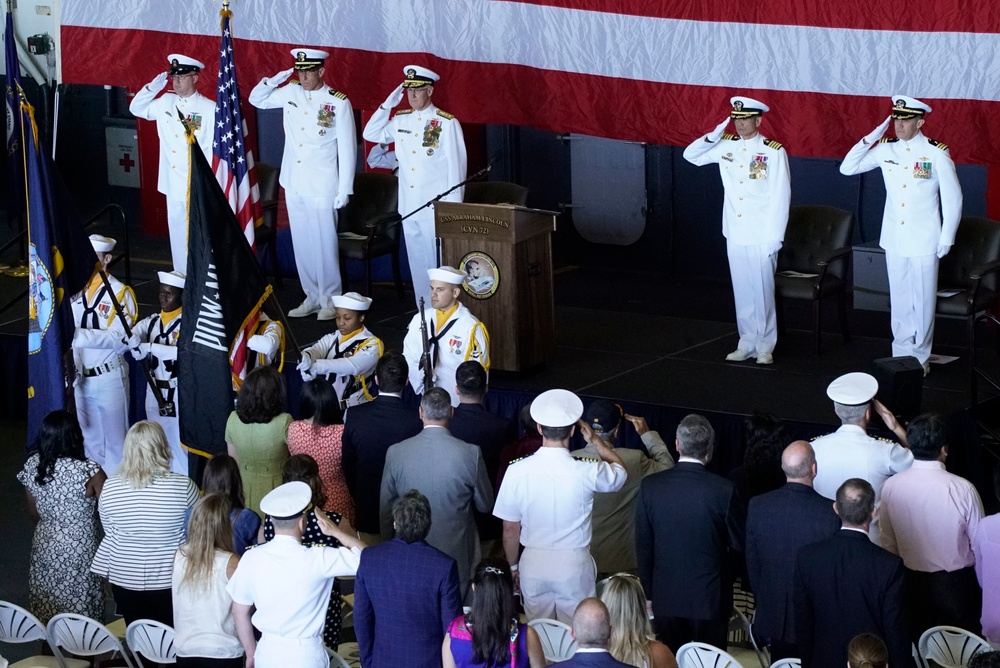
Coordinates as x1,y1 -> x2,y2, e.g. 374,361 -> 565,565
683,96 -> 791,365
129,54 -> 216,273
250,49 -> 357,321
839,96 -> 963,374
363,65 -> 467,308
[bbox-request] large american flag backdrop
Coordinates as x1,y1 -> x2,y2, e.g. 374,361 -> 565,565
61,0 -> 1000,205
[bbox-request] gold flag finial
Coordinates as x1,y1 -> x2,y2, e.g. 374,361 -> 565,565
220,0 -> 232,24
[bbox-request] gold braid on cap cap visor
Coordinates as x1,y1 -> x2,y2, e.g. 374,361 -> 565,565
891,108 -> 924,119
730,109 -> 762,118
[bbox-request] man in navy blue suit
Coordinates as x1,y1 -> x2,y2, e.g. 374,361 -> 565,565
341,352 -> 423,544
556,598 -> 631,667
354,490 -> 462,668
746,440 -> 841,660
793,478 -> 910,668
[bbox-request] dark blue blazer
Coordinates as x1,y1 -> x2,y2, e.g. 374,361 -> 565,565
745,482 -> 840,643
556,649 -> 633,667
635,461 -> 745,621
342,394 -> 423,533
794,529 -> 909,668
354,537 -> 462,668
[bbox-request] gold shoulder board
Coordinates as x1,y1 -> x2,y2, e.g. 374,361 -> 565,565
436,109 -> 455,120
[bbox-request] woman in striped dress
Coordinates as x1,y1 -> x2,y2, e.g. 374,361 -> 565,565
91,421 -> 198,625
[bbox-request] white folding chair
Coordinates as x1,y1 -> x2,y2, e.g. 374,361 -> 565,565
913,642 -> 926,668
918,625 -> 992,668
324,645 -> 351,667
676,641 -> 745,668
527,618 -> 578,662
768,659 -> 800,668
729,605 -> 768,668
46,613 -> 134,668
125,619 -> 176,666
0,601 -> 87,668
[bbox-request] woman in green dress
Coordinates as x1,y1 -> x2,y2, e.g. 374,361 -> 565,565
226,366 -> 292,514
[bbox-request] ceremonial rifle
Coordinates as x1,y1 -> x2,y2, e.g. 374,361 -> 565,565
418,297 -> 434,392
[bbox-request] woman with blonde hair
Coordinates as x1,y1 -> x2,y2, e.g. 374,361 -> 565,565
91,421 -> 198,625
847,633 -> 888,668
600,574 -> 677,668
172,493 -> 244,667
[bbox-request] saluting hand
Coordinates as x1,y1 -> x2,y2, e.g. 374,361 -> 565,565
708,117 -> 730,141
864,115 -> 892,144
267,68 -> 295,87
148,71 -> 169,92
623,413 -> 649,437
382,83 -> 405,110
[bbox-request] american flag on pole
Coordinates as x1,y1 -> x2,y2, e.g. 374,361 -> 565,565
212,4 -> 262,385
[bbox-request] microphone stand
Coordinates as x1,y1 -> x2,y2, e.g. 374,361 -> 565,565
396,160 -> 494,226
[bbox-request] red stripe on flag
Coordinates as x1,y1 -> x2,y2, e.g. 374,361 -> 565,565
493,0 -> 1000,33
63,26 -> 1000,215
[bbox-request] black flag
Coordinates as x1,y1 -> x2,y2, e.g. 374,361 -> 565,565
178,135 -> 271,476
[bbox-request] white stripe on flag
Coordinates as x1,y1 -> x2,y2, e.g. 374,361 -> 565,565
62,0 -> 1000,101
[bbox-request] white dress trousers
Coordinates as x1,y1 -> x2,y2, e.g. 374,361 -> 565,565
727,242 -> 779,355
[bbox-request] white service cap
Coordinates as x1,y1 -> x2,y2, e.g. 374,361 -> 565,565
331,292 -> 372,311
260,481 -> 312,519
157,270 -> 186,289
890,95 -> 932,119
530,389 -> 585,428
826,372 -> 879,406
89,234 -> 116,253
167,54 -> 205,74
428,266 -> 466,285
403,65 -> 440,88
290,48 -> 329,70
730,96 -> 769,118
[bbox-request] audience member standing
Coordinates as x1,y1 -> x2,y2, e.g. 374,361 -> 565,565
879,412 -> 984,637
574,401 -> 674,577
355,490 -> 462,668
92,421 -> 199,625
745,441 -> 841,660
793,479 -> 909,668
558,598 -> 633,668
973,465 -> 1000,646
17,411 -> 106,623
600,574 -> 678,668
228,482 -> 364,668
635,414 -> 745,652
200,454 -> 261,556
225,365 -> 292,515
380,387 -> 494,597
811,372 -> 912,542
288,379 -> 354,524
442,559 -> 545,668
494,389 -> 626,623
341,352 -> 423,544
496,405 -> 543,491
172,494 -> 244,667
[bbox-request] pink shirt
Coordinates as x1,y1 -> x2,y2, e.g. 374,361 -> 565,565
879,460 -> 983,572
973,514 -> 1000,643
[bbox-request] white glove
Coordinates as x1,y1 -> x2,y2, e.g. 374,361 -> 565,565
147,71 -> 169,93
247,334 -> 278,357
300,368 -> 318,382
768,240 -> 783,256
863,116 -> 892,145
296,352 -> 314,374
707,117 -> 730,142
382,84 -> 405,110
130,343 -> 150,360
267,68 -> 295,87
334,193 -> 349,209
937,244 -> 952,259
127,332 -> 142,350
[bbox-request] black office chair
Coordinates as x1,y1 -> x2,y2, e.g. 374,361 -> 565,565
337,172 -> 403,297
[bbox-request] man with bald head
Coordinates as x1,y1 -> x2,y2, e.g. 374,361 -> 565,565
558,598 -> 632,667
746,441 -> 841,661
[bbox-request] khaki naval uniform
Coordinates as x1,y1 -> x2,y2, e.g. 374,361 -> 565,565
362,104 -> 467,307
812,424 -> 914,542
132,308 -> 185,475
840,132 -> 962,365
683,132 -> 790,356
401,302 -> 489,406
71,275 -> 138,476
227,535 -> 361,668
493,447 -> 627,623
128,88 -> 215,273
249,78 -> 356,310
300,326 -> 383,409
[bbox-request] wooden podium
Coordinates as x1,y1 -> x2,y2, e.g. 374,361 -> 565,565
435,202 -> 557,372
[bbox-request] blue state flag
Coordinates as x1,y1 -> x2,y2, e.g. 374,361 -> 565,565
21,90 -> 98,446
5,7 -> 25,226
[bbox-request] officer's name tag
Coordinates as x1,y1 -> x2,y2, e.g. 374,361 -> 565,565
913,160 -> 932,179
749,154 -> 768,180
